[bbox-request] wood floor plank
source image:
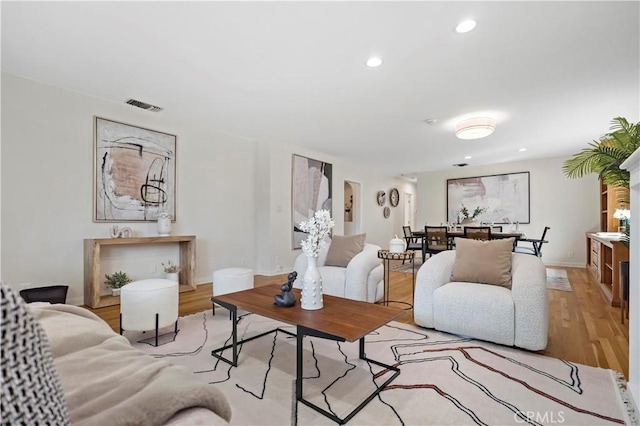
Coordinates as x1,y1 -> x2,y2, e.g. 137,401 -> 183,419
85,265 -> 629,378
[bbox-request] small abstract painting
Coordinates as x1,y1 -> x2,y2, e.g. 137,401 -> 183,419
292,154 -> 332,249
94,117 -> 176,222
447,172 -> 530,224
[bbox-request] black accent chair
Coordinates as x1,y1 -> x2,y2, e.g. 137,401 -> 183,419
402,225 -> 424,263
424,226 -> 450,260
515,226 -> 550,257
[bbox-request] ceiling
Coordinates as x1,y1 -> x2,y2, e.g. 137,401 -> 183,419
2,1 -> 639,177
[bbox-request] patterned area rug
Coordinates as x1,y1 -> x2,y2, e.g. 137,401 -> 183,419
547,268 -> 572,292
130,310 -> 635,425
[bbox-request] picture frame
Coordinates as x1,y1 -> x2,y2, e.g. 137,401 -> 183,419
94,117 -> 176,222
291,154 -> 333,249
446,171 -> 530,224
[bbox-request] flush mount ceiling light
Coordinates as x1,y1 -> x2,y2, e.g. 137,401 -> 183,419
456,19 -> 477,33
455,117 -> 496,140
366,57 -> 383,68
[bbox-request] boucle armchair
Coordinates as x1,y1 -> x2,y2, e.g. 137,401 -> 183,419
293,240 -> 384,303
414,250 -> 548,350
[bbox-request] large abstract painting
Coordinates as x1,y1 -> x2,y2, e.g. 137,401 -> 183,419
94,117 -> 176,222
447,172 -> 530,224
292,154 -> 332,249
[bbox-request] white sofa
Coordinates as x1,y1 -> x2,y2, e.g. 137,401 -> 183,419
293,242 -> 384,303
414,250 -> 548,351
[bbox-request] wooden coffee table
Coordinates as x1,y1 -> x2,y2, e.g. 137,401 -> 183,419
211,284 -> 404,424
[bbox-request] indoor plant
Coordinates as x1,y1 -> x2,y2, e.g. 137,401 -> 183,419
162,260 -> 181,282
563,117 -> 639,197
104,271 -> 132,296
459,203 -> 487,224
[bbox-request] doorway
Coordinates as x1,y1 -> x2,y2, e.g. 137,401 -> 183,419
404,192 -> 414,229
344,180 -> 362,235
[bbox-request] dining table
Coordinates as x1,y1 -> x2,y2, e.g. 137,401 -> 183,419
412,229 -> 524,240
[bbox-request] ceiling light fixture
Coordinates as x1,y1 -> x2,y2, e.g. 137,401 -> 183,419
366,57 -> 383,68
464,155 -> 472,159
455,117 -> 496,140
456,19 -> 477,33
519,148 -> 527,152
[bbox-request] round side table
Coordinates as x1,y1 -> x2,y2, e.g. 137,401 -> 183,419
377,250 -> 415,312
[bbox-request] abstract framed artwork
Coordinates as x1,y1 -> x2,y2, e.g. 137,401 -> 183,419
446,171 -> 530,224
94,117 -> 176,222
291,154 -> 333,249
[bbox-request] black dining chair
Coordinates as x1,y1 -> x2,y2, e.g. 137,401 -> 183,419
515,226 -> 550,257
402,225 -> 424,263
424,226 -> 451,259
463,226 -> 492,241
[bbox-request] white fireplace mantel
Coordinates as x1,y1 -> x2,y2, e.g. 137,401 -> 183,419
621,147 -> 640,413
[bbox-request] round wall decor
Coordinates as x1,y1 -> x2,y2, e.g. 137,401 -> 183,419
377,191 -> 386,206
390,188 -> 399,207
383,207 -> 391,218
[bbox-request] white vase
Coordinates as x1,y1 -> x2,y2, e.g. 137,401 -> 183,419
111,288 -> 121,297
157,213 -> 172,236
301,255 -> 323,310
166,272 -> 179,282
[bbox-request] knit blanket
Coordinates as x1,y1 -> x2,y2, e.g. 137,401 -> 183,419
31,303 -> 231,425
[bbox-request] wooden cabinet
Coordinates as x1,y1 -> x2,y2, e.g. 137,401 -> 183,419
600,180 -> 629,232
586,233 -> 628,306
84,235 -> 196,308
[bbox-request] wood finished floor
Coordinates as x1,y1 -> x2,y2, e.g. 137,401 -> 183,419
86,264 -> 630,379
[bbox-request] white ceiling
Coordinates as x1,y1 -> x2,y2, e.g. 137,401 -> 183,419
2,1 -> 639,176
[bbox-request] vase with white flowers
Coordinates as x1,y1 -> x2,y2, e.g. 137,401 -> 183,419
298,209 -> 335,310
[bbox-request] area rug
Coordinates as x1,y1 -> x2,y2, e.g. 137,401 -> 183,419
547,268 -> 572,292
129,310 -> 636,425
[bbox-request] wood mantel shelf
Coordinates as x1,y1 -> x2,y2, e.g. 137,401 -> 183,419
84,235 -> 196,308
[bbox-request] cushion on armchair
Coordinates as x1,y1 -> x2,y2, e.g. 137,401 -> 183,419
451,237 -> 514,289
325,233 -> 366,267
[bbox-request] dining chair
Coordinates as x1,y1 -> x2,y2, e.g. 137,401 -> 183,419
515,226 -> 550,257
491,225 -> 503,232
463,226 -> 492,241
424,226 -> 450,259
402,225 -> 424,263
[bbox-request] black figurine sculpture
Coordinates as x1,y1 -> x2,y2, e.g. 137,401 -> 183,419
274,271 -> 297,307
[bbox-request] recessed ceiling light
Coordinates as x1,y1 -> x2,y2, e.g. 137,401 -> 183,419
456,19 -> 477,34
424,118 -> 438,125
464,155 -> 472,160
519,148 -> 527,152
366,57 -> 383,68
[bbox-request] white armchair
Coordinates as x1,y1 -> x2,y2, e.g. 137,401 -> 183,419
293,241 -> 384,303
414,250 -> 548,350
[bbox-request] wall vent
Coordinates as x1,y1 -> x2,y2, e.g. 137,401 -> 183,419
125,99 -> 163,112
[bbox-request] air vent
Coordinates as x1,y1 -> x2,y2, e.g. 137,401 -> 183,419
453,163 -> 469,167
125,99 -> 163,112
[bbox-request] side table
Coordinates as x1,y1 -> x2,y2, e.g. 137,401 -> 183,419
377,250 -> 416,312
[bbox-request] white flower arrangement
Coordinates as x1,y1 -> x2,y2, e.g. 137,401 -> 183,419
613,208 -> 631,220
299,209 -> 335,257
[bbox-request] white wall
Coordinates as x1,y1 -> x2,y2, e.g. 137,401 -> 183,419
256,141 -> 417,275
621,148 -> 639,413
415,156 -> 599,267
1,73 -> 258,304
1,73 -> 417,303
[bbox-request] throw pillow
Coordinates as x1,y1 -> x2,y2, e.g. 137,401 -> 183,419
0,281 -> 70,424
451,237 -> 514,288
325,234 -> 367,267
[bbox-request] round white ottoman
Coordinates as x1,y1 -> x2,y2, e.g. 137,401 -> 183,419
212,268 -> 253,315
119,279 -> 179,346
